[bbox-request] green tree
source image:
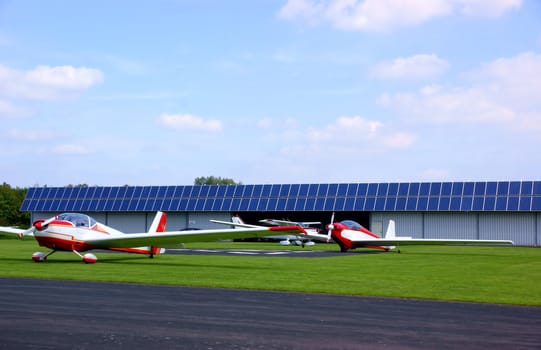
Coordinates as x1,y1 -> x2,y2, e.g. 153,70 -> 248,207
194,176 -> 241,185
0,183 -> 30,227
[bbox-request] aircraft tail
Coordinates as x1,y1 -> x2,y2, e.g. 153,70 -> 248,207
231,215 -> 244,226
110,212 -> 166,256
148,211 -> 167,255
385,220 -> 396,239
149,211 -> 167,233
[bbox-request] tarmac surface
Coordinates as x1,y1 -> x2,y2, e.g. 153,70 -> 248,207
1,277 -> 540,350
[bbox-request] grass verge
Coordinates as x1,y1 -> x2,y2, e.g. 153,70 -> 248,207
1,237 -> 539,306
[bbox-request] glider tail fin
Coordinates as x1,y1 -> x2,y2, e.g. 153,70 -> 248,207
149,211 -> 167,256
149,211 -> 167,233
231,215 -> 244,225
385,220 -> 396,239
384,219 -> 397,251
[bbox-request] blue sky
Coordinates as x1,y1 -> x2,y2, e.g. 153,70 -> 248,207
1,0 -> 540,187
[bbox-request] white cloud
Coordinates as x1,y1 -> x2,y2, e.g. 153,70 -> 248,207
0,65 -> 104,100
383,132 -> 417,148
275,116 -> 416,153
378,51 -> 541,130
306,116 -> 384,142
456,0 -> 522,17
378,86 -> 516,124
371,54 -> 449,80
257,118 -> 274,129
278,0 -> 522,32
464,52 -> 541,107
157,113 -> 223,132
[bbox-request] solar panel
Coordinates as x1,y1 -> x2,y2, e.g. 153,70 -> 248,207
353,197 -> 365,211
260,184 -> 271,197
279,184 -> 291,197
377,183 -> 388,196
375,197 -> 386,211
509,181 -> 521,195
417,197 -> 428,211
460,197 -> 473,211
430,183 -> 441,196
367,183 -> 378,196
507,196 -> 519,211
19,180 -> 541,213
364,197 -> 375,211
533,181 -> 541,195
452,182 -> 464,196
473,182 -> 484,196
497,182 -> 509,196
532,196 -> 541,210
484,196 -> 496,211
337,183 -> 348,196
519,197 -> 531,211
472,197 -> 484,211
318,184 -> 329,197
356,183 -> 367,196
385,197 -> 397,211
244,185 -> 255,197
233,185 -> 245,197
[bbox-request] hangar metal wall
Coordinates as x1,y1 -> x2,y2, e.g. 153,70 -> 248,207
371,212 -> 540,246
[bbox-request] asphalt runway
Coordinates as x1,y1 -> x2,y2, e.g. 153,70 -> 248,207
1,278 -> 540,350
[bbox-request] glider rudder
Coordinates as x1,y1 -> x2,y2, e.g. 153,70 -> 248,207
149,211 -> 167,256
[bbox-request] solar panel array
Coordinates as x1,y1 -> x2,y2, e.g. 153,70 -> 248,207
21,181 -> 541,213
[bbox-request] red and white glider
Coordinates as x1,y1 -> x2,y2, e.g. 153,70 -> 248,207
326,214 -> 514,253
0,212 -> 304,263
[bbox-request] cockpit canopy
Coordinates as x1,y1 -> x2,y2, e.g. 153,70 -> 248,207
340,220 -> 365,230
57,213 -> 97,228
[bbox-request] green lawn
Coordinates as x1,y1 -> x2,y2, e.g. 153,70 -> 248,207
1,237 -> 540,306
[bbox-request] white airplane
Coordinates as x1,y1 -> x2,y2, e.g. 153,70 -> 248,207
258,218 -> 328,246
325,213 -> 514,253
0,212 -> 305,263
210,216 -> 328,247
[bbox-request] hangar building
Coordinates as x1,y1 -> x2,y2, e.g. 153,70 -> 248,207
21,180 -> 541,246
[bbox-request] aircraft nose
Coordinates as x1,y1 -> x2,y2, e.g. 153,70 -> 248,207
33,219 -> 47,231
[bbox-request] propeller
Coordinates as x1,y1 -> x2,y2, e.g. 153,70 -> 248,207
18,216 -> 56,238
326,212 -> 335,242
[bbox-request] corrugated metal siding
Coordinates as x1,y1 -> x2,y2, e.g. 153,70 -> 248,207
479,213 -> 536,245
107,213 -> 146,233
185,212 -> 231,230
371,212 -> 423,237
375,212 -> 539,245
537,213 -> 541,246
163,213 -> 188,231
424,213 -> 478,239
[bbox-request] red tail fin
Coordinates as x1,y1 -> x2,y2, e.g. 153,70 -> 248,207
149,211 -> 166,256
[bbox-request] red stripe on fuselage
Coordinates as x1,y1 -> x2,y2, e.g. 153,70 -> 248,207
34,236 -> 95,252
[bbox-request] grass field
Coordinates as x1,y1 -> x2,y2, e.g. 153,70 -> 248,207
1,237 -> 540,306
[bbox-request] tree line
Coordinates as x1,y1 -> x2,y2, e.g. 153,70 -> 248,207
0,183 -> 30,227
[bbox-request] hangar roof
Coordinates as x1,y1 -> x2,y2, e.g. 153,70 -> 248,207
21,181 -> 541,212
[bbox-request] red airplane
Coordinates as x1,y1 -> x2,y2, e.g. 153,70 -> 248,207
325,213 -> 513,253
0,211 -> 304,263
